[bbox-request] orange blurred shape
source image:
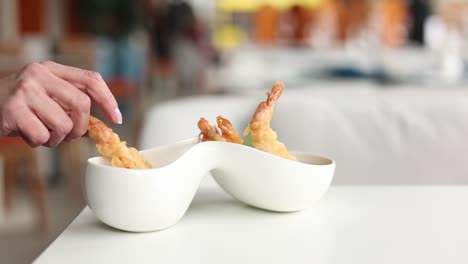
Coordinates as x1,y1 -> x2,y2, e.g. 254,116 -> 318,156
289,5 -> 315,46
254,5 -> 280,46
378,0 -> 409,48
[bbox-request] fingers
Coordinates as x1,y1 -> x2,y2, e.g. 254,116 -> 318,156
13,104 -> 50,147
21,84 -> 73,147
39,70 -> 91,140
41,61 -> 122,124
1,61 -> 117,147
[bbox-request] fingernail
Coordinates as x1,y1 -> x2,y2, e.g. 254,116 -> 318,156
114,107 -> 123,124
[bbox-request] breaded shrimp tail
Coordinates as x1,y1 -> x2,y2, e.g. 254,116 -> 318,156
88,116 -> 152,169
198,117 -> 226,142
244,82 -> 296,160
216,116 -> 243,144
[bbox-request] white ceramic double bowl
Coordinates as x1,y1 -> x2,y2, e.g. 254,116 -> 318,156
84,137 -> 335,232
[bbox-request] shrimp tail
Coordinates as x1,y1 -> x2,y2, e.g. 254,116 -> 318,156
216,116 -> 243,144
246,81 -> 296,160
197,117 -> 225,142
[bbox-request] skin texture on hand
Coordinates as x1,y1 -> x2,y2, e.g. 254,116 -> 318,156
0,61 -> 122,147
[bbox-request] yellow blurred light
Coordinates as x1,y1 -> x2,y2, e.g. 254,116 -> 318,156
218,0 -> 325,12
213,24 -> 246,50
218,0 -> 260,11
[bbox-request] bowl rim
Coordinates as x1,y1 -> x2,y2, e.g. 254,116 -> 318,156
87,137 -> 335,171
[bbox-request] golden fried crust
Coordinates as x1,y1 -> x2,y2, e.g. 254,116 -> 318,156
196,82 -> 296,161
247,82 -> 296,160
88,116 -> 152,169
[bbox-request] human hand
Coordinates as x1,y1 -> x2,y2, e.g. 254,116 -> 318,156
0,61 -> 122,147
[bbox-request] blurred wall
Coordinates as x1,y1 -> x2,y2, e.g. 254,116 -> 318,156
47,0 -> 65,38
0,0 -> 19,42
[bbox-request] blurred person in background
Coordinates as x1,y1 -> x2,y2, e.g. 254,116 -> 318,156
147,0 -> 173,77
425,0 -> 466,82
0,61 -> 121,147
77,0 -> 145,121
408,0 -> 432,45
286,4 -> 314,47
147,1 -> 218,96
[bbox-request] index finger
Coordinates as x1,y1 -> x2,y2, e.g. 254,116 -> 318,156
41,61 -> 122,124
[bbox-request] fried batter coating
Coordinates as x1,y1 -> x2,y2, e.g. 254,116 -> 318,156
198,117 -> 226,142
88,116 -> 152,169
216,116 -> 243,144
244,82 -> 296,160
197,82 -> 296,161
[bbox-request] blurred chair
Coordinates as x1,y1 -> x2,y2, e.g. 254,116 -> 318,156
0,137 -> 48,231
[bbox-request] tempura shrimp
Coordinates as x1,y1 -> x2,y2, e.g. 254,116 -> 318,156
88,116 -> 152,169
198,116 -> 244,144
244,82 -> 296,160
196,82 -> 295,160
198,117 -> 226,142
216,116 -> 243,144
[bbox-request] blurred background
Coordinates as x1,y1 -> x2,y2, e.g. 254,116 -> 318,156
1,0 -> 468,263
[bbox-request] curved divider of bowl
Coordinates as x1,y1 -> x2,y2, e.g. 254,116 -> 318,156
84,137 -> 335,232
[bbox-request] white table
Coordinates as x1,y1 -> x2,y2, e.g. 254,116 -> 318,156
36,185 -> 468,264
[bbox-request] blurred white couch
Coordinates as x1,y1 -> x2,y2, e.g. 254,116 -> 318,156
140,87 -> 468,184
